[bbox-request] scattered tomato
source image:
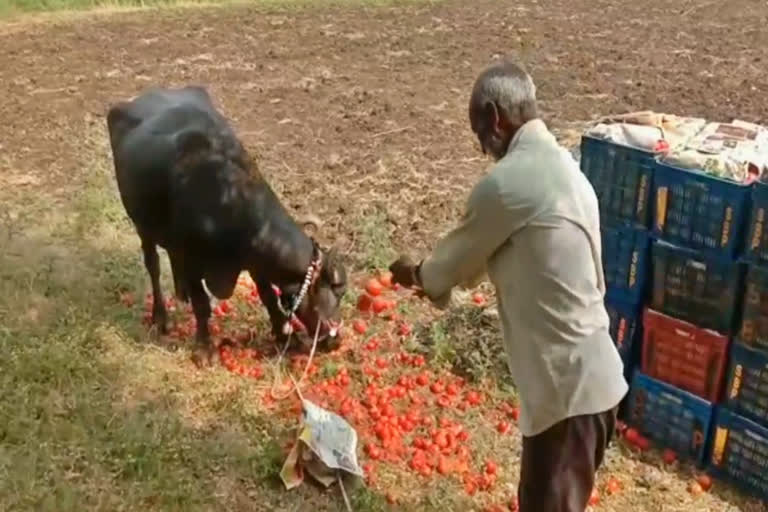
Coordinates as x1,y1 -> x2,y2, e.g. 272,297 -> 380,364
353,319 -> 368,334
662,449 -> 677,465
605,476 -> 621,495
485,460 -> 498,475
588,487 -> 600,506
472,292 -> 487,305
357,294 -> 373,312
696,474 -> 713,492
496,421 -> 511,435
365,278 -> 384,297
624,428 -> 639,444
378,272 -> 394,288
372,297 -> 390,314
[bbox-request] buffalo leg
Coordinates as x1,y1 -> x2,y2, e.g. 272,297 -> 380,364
141,237 -> 168,334
168,250 -> 189,303
188,277 -> 217,367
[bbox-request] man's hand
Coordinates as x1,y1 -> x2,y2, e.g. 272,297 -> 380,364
389,255 -> 419,288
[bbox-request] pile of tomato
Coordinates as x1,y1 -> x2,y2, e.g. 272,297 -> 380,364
129,270 -> 714,509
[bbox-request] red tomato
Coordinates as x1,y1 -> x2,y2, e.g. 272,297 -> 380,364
508,498 -> 519,511
437,456 -> 451,475
496,421 -> 511,435
485,460 -> 498,475
365,279 -> 384,297
416,373 -> 430,386
624,428 -> 639,444
472,292 -> 486,305
375,357 -> 388,369
365,443 -> 381,460
378,272 -> 393,288
446,383 -> 459,396
357,294 -> 373,313
696,474 -> 713,492
437,396 -> 451,408
353,319 -> 367,334
372,297 -> 389,314
605,476 -> 621,495
430,382 -> 445,394
466,391 -> 482,406
588,487 -> 600,506
635,435 -> 651,451
509,407 -> 520,421
398,323 -> 413,336
662,449 -> 677,465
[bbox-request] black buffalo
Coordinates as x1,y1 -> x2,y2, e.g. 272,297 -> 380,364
106,85 -> 347,366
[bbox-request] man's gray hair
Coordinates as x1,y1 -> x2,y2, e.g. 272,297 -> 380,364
470,60 -> 538,125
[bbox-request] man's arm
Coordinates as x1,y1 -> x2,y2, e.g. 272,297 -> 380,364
417,174 -> 536,308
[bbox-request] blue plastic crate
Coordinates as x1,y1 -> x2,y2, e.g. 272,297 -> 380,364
652,162 -> 751,259
738,263 -> 768,353
724,342 -> 768,427
627,372 -> 714,465
602,226 -> 651,305
605,298 -> 641,369
650,241 -> 744,334
580,135 -> 655,229
744,182 -> 768,264
709,407 -> 768,501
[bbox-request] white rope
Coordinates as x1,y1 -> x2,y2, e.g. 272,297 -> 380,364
269,318 -> 321,401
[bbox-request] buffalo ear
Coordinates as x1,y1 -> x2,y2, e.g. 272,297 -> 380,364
297,213 -> 322,237
324,246 -> 347,287
175,129 -> 211,159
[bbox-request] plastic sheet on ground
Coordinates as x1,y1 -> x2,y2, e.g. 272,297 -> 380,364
280,399 -> 364,491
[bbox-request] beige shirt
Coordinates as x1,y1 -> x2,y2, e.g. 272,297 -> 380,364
420,119 -> 629,437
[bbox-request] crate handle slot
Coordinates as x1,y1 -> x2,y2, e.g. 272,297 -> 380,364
686,261 -> 707,271
674,328 -> 693,338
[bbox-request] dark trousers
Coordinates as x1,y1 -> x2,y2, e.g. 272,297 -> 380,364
518,407 -> 617,512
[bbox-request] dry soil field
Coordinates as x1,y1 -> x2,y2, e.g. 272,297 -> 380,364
1,1 -> 768,511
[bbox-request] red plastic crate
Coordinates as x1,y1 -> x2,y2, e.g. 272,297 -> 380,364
641,308 -> 730,402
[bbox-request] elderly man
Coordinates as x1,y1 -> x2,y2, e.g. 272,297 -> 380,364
389,60 -> 628,512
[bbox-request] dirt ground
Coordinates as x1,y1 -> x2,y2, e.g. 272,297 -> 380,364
1,0 -> 768,511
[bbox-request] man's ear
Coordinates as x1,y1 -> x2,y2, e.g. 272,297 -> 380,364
175,129 -> 211,159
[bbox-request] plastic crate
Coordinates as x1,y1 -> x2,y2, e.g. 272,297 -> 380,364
709,407 -> 768,501
606,298 -> 641,368
627,372 -> 714,465
738,263 -> 768,352
650,241 -> 744,334
602,226 -> 651,304
641,309 -> 729,402
744,182 -> 768,264
580,135 -> 655,229
724,342 -> 768,426
652,162 -> 751,259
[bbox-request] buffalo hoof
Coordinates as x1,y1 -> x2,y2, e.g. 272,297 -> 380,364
191,344 -> 219,368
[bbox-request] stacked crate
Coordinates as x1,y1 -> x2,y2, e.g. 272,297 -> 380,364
579,135 -> 654,382
634,159 -> 751,465
580,132 -> 753,467
709,181 -> 768,500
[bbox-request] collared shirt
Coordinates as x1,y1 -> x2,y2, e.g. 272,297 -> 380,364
419,118 -> 629,437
